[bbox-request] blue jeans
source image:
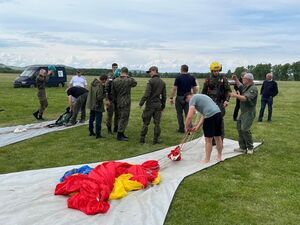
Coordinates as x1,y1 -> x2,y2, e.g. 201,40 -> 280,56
89,110 -> 102,136
258,96 -> 273,121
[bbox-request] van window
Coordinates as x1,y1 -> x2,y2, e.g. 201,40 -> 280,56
20,69 -> 35,77
58,70 -> 64,77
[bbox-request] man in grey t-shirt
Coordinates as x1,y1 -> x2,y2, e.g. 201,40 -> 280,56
184,93 -> 223,163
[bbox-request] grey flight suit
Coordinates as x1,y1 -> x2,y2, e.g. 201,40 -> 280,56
139,75 -> 166,142
112,76 -> 137,133
237,83 -> 258,150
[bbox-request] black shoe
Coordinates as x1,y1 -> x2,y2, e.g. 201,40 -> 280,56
33,111 -> 39,120
153,139 -> 160,145
117,132 -> 128,141
79,119 -> 85,123
38,115 -> 45,120
89,132 -> 96,136
177,129 -> 184,133
96,134 -> 104,139
122,133 -> 128,139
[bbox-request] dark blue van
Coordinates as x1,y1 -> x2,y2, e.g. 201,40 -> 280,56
13,65 -> 67,88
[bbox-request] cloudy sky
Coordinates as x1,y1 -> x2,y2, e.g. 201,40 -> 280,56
0,0 -> 299,72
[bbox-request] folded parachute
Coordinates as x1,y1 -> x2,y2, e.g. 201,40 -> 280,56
55,160 -> 160,215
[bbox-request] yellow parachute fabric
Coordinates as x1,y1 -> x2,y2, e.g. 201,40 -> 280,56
109,174 -> 143,200
152,172 -> 161,185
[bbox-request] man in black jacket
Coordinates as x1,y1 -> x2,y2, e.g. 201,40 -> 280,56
258,73 -> 279,122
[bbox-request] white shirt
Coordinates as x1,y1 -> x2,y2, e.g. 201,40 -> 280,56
69,75 -> 87,88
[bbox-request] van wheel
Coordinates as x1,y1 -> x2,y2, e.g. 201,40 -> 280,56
30,84 -> 35,88
58,83 -> 64,88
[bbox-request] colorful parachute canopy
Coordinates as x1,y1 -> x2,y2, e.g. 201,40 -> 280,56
55,160 -> 160,215
168,146 -> 181,161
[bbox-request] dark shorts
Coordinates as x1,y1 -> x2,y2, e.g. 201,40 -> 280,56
203,112 -> 222,137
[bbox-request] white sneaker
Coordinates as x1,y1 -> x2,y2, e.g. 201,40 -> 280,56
247,149 -> 254,154
234,148 -> 247,153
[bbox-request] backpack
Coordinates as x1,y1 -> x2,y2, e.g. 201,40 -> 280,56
47,107 -> 72,128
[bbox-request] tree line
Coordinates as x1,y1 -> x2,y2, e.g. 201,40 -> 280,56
1,61 -> 299,81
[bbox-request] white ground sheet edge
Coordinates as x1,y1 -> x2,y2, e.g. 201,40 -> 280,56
0,120 -> 87,148
0,137 -> 261,225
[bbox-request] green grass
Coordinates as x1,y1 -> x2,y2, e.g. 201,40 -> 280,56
0,73 -> 299,225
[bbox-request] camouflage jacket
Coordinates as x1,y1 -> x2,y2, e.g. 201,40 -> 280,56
202,75 -> 231,104
112,76 -> 137,108
139,75 -> 166,110
36,74 -> 47,98
86,79 -> 105,112
105,72 -> 115,101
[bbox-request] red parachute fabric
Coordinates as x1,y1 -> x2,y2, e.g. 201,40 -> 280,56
167,146 -> 182,161
55,160 -> 160,215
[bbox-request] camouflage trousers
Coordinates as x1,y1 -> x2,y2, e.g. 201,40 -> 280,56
140,107 -> 162,141
70,92 -> 88,124
106,101 -> 119,129
38,97 -> 48,115
117,105 -> 130,133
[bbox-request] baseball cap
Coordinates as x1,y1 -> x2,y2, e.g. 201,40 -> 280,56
146,66 -> 158,73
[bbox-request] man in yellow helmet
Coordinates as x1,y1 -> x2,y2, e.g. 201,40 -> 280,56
202,62 -> 231,141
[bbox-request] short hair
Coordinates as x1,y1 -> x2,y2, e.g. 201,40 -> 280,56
39,69 -> 47,76
112,63 -> 118,67
100,75 -> 108,81
121,67 -> 129,74
181,64 -> 189,73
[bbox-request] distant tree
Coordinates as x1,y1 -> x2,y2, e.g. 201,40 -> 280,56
272,64 -> 282,80
233,66 -> 247,76
291,61 -> 300,81
280,63 -> 290,81
252,63 -> 271,80
247,65 -> 255,73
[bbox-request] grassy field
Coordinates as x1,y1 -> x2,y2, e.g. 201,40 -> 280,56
0,73 -> 299,225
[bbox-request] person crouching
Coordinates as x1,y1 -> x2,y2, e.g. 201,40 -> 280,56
184,93 -> 223,163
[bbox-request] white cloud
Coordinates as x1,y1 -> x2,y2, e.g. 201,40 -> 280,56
0,0 -> 299,71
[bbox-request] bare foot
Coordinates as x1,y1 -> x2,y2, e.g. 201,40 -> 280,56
201,159 -> 210,164
216,155 -> 223,162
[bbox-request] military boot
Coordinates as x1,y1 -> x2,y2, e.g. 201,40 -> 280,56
153,137 -> 160,145
117,132 -> 128,141
33,110 -> 39,120
38,114 -> 45,120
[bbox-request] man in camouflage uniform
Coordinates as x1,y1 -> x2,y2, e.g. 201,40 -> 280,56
202,62 -> 231,140
112,67 -> 137,141
33,65 -> 56,120
105,63 -> 119,134
230,73 -> 258,154
139,66 -> 166,144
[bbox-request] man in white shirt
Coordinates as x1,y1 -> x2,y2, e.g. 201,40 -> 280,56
69,70 -> 87,88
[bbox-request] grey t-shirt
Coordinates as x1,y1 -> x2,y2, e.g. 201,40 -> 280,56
189,94 -> 220,118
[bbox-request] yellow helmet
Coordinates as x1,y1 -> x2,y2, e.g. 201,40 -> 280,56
210,62 -> 222,72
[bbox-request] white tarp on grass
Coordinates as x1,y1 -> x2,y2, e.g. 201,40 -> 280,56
0,121 -> 87,148
0,137 -> 261,225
